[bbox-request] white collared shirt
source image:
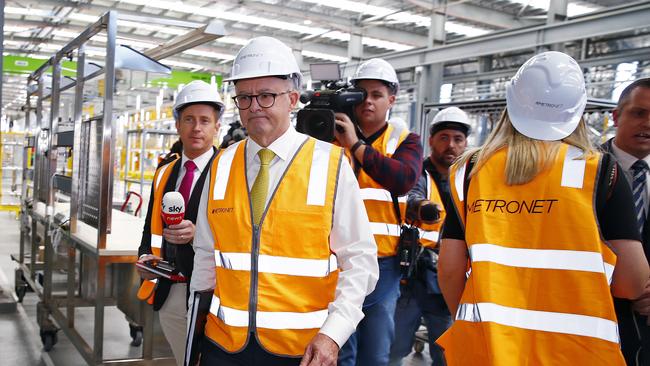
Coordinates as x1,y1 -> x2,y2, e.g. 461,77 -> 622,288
175,148 -> 214,194
191,125 -> 379,348
612,140 -> 650,212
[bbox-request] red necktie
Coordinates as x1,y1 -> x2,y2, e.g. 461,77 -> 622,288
178,160 -> 197,205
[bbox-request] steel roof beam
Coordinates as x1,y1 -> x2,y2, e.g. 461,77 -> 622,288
379,2 -> 650,71
442,47 -> 650,84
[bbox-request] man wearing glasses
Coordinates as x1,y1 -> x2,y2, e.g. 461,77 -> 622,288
188,37 -> 378,366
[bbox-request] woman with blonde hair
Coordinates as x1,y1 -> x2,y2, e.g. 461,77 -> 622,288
436,51 -> 649,365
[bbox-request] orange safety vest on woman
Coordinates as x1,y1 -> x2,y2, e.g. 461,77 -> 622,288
417,171 -> 446,248
437,144 -> 624,365
136,156 -> 179,304
354,123 -> 409,257
204,138 -> 342,357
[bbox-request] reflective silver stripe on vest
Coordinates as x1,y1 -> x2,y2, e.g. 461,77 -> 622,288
210,295 -> 328,329
469,243 -> 614,284
154,160 -> 174,191
306,140 -> 333,206
209,295 -> 248,327
151,234 -> 162,249
454,163 -> 466,202
214,251 -> 338,277
360,188 -> 407,203
369,222 -> 401,237
561,146 -> 587,189
419,229 -> 439,243
386,125 -> 405,155
456,302 -> 619,344
152,161 -> 174,248
605,264 -> 614,285
426,171 -> 432,201
212,141 -> 242,200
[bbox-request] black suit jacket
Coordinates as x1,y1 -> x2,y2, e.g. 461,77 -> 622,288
602,138 -> 650,365
602,139 -> 650,254
138,147 -> 217,311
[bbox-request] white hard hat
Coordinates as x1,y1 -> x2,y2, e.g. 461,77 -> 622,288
225,36 -> 302,86
429,107 -> 471,135
506,51 -> 587,141
351,58 -> 399,93
173,80 -> 224,120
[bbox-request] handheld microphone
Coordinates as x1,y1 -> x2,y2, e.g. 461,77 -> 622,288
419,202 -> 440,223
162,191 -> 185,226
162,191 -> 185,264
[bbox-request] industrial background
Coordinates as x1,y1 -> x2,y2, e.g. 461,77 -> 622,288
0,0 -> 648,365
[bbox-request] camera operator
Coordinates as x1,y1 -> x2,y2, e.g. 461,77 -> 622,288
389,107 -> 471,366
335,58 -> 423,366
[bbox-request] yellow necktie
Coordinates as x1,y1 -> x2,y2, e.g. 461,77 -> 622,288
251,148 -> 275,225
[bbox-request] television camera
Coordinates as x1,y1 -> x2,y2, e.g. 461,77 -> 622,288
296,63 -> 366,142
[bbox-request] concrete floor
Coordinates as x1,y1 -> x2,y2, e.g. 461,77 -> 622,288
0,211 -> 433,365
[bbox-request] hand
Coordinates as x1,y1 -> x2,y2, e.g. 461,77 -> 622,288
633,279 -> 650,316
163,219 -> 195,244
299,333 -> 339,366
333,113 -> 358,149
136,254 -> 161,280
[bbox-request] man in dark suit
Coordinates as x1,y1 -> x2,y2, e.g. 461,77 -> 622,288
136,80 -> 223,365
602,78 -> 650,365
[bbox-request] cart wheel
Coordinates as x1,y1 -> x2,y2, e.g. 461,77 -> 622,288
131,330 -> 143,347
15,284 -> 27,302
40,330 -> 58,352
129,324 -> 143,347
414,339 -> 425,353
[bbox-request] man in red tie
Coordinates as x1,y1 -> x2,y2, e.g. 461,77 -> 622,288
136,80 -> 223,365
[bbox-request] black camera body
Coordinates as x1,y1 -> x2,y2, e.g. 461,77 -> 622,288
296,63 -> 366,142
398,225 -> 421,281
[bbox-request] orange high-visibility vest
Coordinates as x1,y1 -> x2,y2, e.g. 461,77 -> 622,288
204,137 -> 342,357
353,124 -> 409,257
137,156 -> 179,304
416,171 -> 446,248
437,144 -> 624,365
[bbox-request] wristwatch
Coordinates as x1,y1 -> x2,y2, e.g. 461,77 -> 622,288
350,140 -> 366,154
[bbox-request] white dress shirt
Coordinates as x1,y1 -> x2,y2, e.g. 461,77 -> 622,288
611,140 -> 650,213
175,148 -> 214,193
191,125 -> 379,347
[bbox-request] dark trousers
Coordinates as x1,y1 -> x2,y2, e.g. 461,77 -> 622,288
616,299 -> 650,366
338,258 -> 401,366
389,289 -> 451,366
201,336 -> 301,366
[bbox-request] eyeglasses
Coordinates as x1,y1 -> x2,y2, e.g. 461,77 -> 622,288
232,91 -> 291,110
